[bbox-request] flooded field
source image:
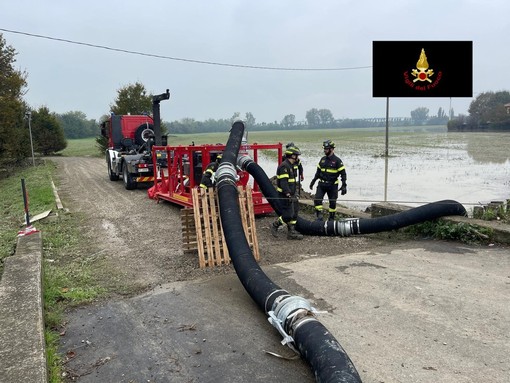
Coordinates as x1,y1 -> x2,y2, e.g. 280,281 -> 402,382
253,128 -> 510,215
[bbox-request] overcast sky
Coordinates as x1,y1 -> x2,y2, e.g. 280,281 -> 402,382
2,0 -> 508,124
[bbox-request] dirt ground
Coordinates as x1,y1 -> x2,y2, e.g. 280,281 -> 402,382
51,156 -> 391,295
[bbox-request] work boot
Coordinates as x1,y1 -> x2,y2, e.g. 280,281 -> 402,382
287,224 -> 304,240
328,212 -> 336,221
270,220 -> 282,237
315,210 -> 323,221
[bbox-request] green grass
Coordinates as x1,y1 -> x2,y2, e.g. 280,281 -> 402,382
61,137 -> 101,157
0,162 -> 56,270
0,162 -> 106,383
61,125 -> 447,158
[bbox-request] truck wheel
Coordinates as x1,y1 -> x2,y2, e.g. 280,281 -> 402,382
107,156 -> 119,181
134,124 -> 154,146
123,165 -> 137,190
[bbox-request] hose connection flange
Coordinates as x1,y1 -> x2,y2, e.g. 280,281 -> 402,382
327,218 -> 360,236
267,295 -> 317,353
215,162 -> 238,189
237,154 -> 254,171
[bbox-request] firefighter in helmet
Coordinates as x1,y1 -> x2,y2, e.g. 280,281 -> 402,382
271,146 -> 303,240
283,142 -> 304,184
199,153 -> 222,189
309,140 -> 347,221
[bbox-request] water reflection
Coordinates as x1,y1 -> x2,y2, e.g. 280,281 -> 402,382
463,132 -> 510,164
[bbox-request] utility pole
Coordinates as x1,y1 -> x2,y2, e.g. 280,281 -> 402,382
25,111 -> 35,166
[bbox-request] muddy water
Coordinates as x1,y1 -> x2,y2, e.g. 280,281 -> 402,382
255,131 -> 510,215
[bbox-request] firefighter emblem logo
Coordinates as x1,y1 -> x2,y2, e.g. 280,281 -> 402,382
403,47 -> 442,91
411,49 -> 434,83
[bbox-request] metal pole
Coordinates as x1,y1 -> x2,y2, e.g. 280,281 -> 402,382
26,112 -> 35,166
384,97 -> 390,202
21,178 -> 31,227
385,97 -> 389,157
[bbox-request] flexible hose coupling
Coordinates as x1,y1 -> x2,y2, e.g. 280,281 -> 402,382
215,162 -> 238,189
267,295 -> 317,352
236,154 -> 254,171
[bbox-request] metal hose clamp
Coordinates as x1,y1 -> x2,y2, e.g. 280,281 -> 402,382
237,154 -> 253,171
215,162 -> 238,189
267,295 -> 316,352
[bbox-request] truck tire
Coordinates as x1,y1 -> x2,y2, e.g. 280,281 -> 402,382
134,124 -> 154,146
123,165 -> 137,190
107,156 -> 119,181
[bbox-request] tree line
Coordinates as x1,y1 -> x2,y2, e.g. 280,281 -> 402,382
448,91 -> 510,131
108,82 -> 454,134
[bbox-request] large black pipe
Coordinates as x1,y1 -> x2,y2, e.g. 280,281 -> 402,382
239,159 -> 467,236
216,121 -> 362,383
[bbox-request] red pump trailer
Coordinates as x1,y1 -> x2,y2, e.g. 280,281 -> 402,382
148,142 -> 282,215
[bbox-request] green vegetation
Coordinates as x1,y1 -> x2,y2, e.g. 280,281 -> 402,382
403,220 -> 494,244
473,200 -> 510,223
110,81 -> 153,116
0,162 -> 107,383
57,111 -> 98,139
449,91 -> 510,131
0,162 -> 55,270
31,107 -> 67,155
61,137 -> 100,157
0,33 -> 30,164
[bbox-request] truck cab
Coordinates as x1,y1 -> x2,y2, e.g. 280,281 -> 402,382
101,114 -> 159,190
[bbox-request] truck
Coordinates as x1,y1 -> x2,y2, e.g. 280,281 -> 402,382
101,89 -> 281,215
100,90 -> 170,190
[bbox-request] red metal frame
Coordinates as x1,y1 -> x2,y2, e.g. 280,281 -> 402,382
149,142 -> 282,215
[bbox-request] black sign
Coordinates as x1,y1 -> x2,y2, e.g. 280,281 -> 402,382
372,41 -> 473,97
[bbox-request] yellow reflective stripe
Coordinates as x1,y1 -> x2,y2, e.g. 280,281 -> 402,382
289,220 -> 297,224
328,207 -> 337,212
338,165 -> 345,171
205,169 -> 214,175
325,168 -> 339,173
288,179 -> 296,183
277,174 -> 290,179
276,187 -> 283,192
199,184 -> 207,189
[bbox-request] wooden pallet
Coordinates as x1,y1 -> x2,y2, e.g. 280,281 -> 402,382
181,186 -> 260,268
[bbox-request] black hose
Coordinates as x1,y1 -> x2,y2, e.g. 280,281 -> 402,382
240,159 -> 467,236
217,121 -> 362,383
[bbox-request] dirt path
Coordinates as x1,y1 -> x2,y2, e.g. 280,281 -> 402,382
51,156 -> 389,295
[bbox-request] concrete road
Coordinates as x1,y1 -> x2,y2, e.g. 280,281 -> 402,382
60,240 -> 510,383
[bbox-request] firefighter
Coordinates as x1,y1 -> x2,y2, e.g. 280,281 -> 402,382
283,142 -> 305,185
270,146 -> 303,240
199,153 -> 222,189
309,140 -> 347,221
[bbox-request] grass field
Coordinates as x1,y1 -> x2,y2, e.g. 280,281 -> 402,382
60,125 -> 448,157
61,137 -> 101,157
